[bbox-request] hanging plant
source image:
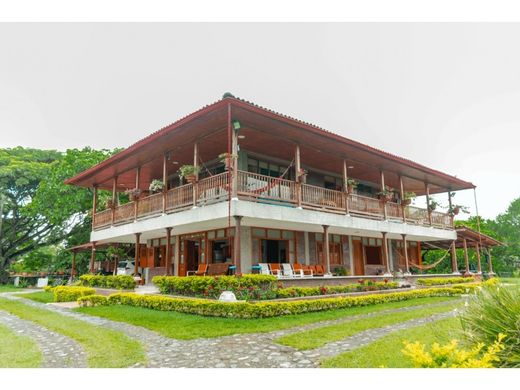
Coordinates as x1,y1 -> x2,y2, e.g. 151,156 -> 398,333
402,191 -> 416,206
178,165 -> 200,184
218,153 -> 237,171
346,178 -> 358,193
297,168 -> 308,183
149,179 -> 165,194
428,199 -> 440,212
377,186 -> 394,201
125,188 -> 142,201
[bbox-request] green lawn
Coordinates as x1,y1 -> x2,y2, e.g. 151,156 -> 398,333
0,323 -> 42,368
321,316 -> 462,367
275,301 -> 461,350
0,284 -> 24,293
499,277 -> 520,285
77,296 -> 456,340
16,291 -> 54,303
0,298 -> 145,368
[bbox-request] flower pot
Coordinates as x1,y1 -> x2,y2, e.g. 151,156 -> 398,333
453,206 -> 460,215
428,205 -> 436,212
185,174 -> 197,184
402,198 -> 411,206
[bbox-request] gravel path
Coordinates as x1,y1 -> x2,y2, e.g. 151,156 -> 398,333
0,292 -> 460,368
0,309 -> 87,368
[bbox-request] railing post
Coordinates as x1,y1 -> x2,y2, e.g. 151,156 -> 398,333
111,176 -> 117,225
380,170 -> 387,220
425,183 -> 432,225
134,166 -> 140,221
162,153 -> 168,213
448,190 -> 454,228
399,175 -> 406,222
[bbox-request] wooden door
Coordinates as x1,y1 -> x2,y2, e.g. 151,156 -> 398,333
317,242 -> 342,267
352,240 -> 364,275
185,240 -> 200,272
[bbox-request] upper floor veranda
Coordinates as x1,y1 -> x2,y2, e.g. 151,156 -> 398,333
65,94 -> 475,233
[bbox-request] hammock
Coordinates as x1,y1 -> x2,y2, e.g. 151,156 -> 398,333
396,246 -> 451,270
248,159 -> 295,195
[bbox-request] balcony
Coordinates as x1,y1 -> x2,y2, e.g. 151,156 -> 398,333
92,170 -> 453,231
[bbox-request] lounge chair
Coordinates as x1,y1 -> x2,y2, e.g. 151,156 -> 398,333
293,263 -> 313,276
268,263 -> 283,277
258,263 -> 271,275
187,263 -> 208,276
281,263 -> 304,278
313,264 -> 325,276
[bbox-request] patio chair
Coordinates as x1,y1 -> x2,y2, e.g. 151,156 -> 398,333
268,263 -> 283,277
281,263 -> 301,278
293,263 -> 313,276
187,263 -> 208,276
258,263 -> 272,275
313,265 -> 325,276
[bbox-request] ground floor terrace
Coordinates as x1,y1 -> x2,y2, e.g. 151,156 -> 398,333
84,201 -> 498,284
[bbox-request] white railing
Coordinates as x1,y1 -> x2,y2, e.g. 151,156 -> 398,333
237,170 -> 296,204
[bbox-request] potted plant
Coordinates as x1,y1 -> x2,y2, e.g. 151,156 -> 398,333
449,204 -> 469,216
218,153 -> 237,170
178,165 -> 200,184
149,179 -> 164,194
105,198 -> 115,209
125,188 -> 142,202
346,178 -> 358,193
428,199 -> 440,212
377,186 -> 394,202
402,191 -> 416,206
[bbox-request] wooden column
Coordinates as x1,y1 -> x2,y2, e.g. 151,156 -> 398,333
448,191 -> 454,227
487,247 -> 494,274
111,176 -> 117,225
193,142 -> 199,206
71,250 -> 77,280
295,144 -> 302,207
343,160 -> 350,215
463,238 -> 470,274
134,166 -> 140,220
134,233 -> 141,276
174,235 -> 180,276
399,175 -> 406,222
165,227 -> 172,275
231,118 -> 239,200
323,225 -> 330,274
475,242 -> 482,274
162,153 -> 168,213
89,243 -> 96,274
233,216 -> 243,274
91,186 -> 98,229
425,183 -> 432,225
380,170 -> 387,219
450,240 -> 459,274
401,234 -> 410,274
382,232 -> 390,274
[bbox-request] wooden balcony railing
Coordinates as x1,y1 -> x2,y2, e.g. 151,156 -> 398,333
237,170 -> 296,204
301,183 -> 346,213
348,193 -> 384,219
92,170 -> 454,231
113,202 -> 135,224
196,172 -> 229,205
93,209 -> 112,228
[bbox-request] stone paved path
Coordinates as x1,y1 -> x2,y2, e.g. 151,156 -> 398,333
0,309 -> 87,368
0,292 -> 460,368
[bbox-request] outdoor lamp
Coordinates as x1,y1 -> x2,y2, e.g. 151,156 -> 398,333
232,120 -> 241,132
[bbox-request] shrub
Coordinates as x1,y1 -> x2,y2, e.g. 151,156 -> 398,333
79,286 -> 468,319
416,277 -> 474,286
152,274 -> 278,300
275,281 -> 400,298
79,274 -> 136,290
53,286 -> 95,302
43,285 -> 54,293
77,294 -> 109,307
402,334 -> 505,368
460,284 -> 520,367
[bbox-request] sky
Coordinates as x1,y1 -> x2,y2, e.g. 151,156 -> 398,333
0,23 -> 519,219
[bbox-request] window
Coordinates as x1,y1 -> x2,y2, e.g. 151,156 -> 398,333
324,175 -> 343,191
247,157 -> 293,180
365,246 -> 383,265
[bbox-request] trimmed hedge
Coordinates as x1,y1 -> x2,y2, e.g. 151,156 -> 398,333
78,284 -> 476,319
77,294 -> 109,307
276,281 -> 400,298
152,274 -> 278,300
416,277 -> 475,286
79,274 -> 136,290
53,286 -> 95,302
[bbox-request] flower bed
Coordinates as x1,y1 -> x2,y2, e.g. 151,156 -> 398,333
79,275 -> 136,290
152,274 -> 278,300
416,277 -> 474,286
77,282 -> 490,319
